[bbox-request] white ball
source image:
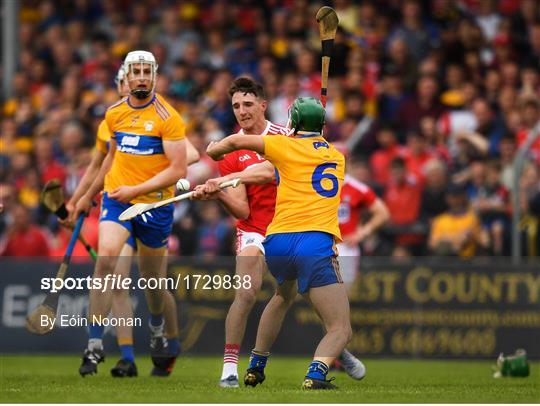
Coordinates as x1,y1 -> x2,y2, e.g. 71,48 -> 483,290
176,178 -> 191,192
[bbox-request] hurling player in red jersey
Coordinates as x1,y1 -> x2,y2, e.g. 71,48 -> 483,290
193,78 -> 288,387
337,156 -> 390,291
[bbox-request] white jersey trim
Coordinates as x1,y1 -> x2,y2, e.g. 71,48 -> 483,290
239,120 -> 290,136
344,175 -> 370,193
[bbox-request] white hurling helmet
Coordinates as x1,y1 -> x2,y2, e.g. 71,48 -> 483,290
122,50 -> 158,99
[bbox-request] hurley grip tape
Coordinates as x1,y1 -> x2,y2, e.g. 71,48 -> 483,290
321,39 -> 334,57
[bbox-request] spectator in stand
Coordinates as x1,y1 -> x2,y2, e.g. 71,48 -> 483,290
0,204 -> 50,257
391,0 -> 439,63
396,74 -> 445,137
470,97 -> 506,156
469,160 -> 510,255
343,90 -> 381,154
157,7 -> 203,74
370,125 -> 403,186
484,68 -> 502,109
383,157 -> 423,251
33,131 -> 66,186
419,116 -> 450,164
519,164 -> 540,256
428,183 -> 487,257
499,135 -> 518,191
384,37 -> 417,92
295,47 -> 320,98
419,159 -> 448,223
402,131 -> 435,183
268,72 -> 303,126
0,183 -> 17,236
524,22 -> 540,67
377,64 -> 408,124
510,0 -> 539,59
516,98 -> 540,164
5,0 -> 540,259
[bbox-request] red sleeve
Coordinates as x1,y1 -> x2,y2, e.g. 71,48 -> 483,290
34,229 -> 51,257
38,233 -> 51,257
498,186 -> 510,202
218,152 -> 239,176
348,180 -> 377,209
359,185 -> 377,209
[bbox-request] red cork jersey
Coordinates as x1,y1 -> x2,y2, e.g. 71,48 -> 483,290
218,121 -> 290,235
338,175 -> 377,237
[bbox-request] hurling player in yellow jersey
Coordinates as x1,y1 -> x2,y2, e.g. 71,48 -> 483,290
207,97 -> 351,389
67,66 -> 198,377
73,51 -> 187,377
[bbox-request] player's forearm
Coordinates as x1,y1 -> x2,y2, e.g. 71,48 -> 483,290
132,165 -> 187,197
364,201 -> 390,236
208,136 -> 240,159
70,153 -> 105,204
223,162 -> 275,185
83,152 -> 113,200
217,190 -> 250,220
207,134 -> 265,160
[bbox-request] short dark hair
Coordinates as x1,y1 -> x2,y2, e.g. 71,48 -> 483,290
390,157 -> 406,168
228,77 -> 265,99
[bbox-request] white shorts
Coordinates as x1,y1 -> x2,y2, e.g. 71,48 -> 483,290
336,242 -> 360,285
236,229 -> 265,255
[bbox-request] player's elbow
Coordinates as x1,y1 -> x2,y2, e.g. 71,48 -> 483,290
254,170 -> 275,185
379,205 -> 391,224
187,147 -> 200,165
236,207 -> 250,220
262,167 -> 276,183
373,200 -> 390,224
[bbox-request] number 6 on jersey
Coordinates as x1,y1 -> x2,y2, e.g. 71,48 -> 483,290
312,162 -> 339,197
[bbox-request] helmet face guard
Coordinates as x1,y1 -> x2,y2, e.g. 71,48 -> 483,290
115,67 -> 127,96
123,51 -> 158,100
288,97 -> 326,135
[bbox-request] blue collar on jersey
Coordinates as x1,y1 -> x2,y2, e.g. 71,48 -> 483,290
127,94 -> 156,109
296,131 -> 322,138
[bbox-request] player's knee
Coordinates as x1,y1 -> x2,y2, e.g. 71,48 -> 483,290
235,287 -> 257,308
236,256 -> 263,274
112,286 -> 130,300
275,290 -> 296,307
328,320 -> 352,342
94,256 -> 117,277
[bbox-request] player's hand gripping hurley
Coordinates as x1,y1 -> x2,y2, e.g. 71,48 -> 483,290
316,6 -> 339,107
118,178 -> 242,221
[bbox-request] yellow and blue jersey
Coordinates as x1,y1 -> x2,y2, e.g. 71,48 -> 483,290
95,119 -> 112,155
104,93 -> 186,204
262,134 -> 345,242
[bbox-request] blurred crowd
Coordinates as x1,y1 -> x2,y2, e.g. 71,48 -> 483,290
1,0 -> 540,259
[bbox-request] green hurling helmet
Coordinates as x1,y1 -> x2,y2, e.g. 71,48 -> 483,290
493,349 -> 530,378
289,97 -> 326,134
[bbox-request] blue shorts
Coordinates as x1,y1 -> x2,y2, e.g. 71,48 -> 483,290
263,231 -> 342,294
100,192 -> 173,249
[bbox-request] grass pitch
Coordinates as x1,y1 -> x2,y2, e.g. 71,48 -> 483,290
1,355 -> 538,403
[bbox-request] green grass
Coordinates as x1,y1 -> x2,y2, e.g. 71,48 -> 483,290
1,355 -> 538,403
